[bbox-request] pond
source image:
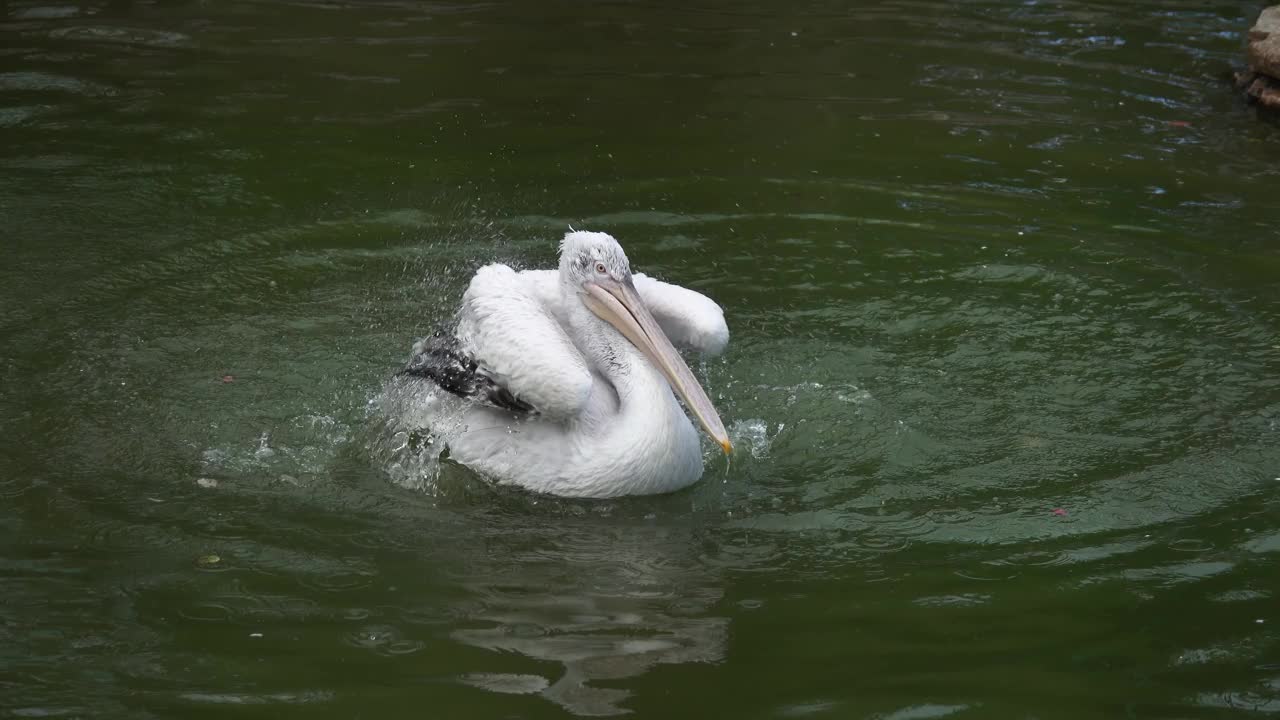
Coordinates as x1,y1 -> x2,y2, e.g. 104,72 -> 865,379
2,0 -> 1279,717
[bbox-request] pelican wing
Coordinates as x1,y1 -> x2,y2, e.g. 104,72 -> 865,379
517,269 -> 729,356
631,273 -> 729,356
455,264 -> 594,420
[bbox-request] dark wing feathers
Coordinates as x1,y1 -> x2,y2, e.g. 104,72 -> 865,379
398,332 -> 536,414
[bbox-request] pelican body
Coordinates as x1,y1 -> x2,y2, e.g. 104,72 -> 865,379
399,231 -> 731,498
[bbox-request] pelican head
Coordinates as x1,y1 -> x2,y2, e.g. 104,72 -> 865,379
559,231 -> 732,454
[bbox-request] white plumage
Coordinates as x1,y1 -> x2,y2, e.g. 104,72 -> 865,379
399,231 -> 731,498
457,263 -> 596,420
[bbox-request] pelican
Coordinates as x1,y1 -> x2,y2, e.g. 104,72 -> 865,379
397,230 -> 731,498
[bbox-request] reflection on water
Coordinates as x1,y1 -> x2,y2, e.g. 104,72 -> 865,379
452,521 -> 726,716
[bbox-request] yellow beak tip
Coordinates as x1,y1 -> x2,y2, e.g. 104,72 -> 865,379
720,440 -> 733,454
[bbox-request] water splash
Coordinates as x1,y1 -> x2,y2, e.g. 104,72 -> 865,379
364,374 -> 470,493
730,418 -> 784,460
196,415 -> 353,485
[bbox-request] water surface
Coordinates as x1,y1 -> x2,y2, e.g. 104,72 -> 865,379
3,0 -> 1280,717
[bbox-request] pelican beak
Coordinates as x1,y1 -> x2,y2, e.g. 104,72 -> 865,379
584,276 -> 732,454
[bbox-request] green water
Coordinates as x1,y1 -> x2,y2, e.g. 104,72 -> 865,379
3,0 -> 1280,716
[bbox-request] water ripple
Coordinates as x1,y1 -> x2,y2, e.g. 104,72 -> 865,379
2,0 -> 1277,715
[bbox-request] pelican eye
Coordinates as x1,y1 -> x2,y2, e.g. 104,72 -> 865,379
594,262 -> 607,274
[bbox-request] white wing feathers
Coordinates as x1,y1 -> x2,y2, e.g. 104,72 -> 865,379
456,264 -> 593,420
632,272 -> 729,356
453,263 -> 729,421
515,269 -> 729,356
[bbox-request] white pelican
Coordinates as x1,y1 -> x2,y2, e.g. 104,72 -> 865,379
398,230 -> 731,498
